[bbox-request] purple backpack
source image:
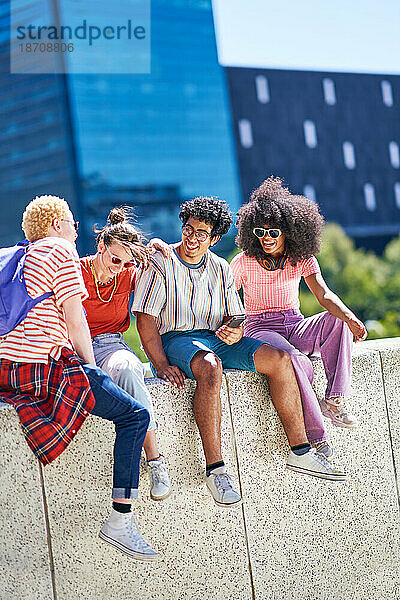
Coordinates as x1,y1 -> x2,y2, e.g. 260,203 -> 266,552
0,241 -> 53,336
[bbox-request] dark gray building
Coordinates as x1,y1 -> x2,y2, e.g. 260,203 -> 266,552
226,67 -> 400,251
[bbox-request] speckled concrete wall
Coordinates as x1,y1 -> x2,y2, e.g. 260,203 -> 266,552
0,405 -> 54,600
1,339 -> 399,600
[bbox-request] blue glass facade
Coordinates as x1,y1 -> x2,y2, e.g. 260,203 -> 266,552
0,0 -> 81,248
67,0 -> 240,248
1,0 -> 241,254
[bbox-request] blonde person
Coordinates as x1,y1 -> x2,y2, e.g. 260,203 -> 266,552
80,207 -> 171,501
0,195 -> 158,560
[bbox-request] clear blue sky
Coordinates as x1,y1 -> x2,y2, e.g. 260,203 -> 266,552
212,0 -> 400,75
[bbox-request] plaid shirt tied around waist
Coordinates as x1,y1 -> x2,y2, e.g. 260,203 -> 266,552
0,348 -> 95,465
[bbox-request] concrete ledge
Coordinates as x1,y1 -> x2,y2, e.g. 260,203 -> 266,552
0,405 -> 54,600
1,338 -> 400,600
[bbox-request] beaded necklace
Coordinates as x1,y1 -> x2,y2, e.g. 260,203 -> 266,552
89,259 -> 117,303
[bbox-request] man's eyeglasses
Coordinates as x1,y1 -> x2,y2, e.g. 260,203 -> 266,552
182,224 -> 212,243
105,245 -> 134,268
253,227 -> 282,240
61,219 -> 79,231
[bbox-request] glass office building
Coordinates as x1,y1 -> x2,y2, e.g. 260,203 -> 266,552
0,0 -> 81,248
0,0 -> 241,254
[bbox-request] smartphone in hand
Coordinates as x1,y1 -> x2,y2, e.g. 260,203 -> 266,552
224,315 -> 246,328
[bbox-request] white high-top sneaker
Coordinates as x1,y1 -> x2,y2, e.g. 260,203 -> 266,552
99,509 -> 159,561
146,456 -> 172,501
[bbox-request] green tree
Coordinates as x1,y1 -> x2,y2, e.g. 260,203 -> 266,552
383,236 -> 400,311
123,317 -> 148,363
301,225 -> 399,338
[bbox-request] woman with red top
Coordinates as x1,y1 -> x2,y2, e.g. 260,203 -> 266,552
231,177 -> 367,457
81,207 -> 171,501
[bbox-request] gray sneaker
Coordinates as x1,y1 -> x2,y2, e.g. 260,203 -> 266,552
286,449 -> 346,481
99,509 -> 159,561
311,440 -> 336,459
146,456 -> 172,501
206,466 -> 242,506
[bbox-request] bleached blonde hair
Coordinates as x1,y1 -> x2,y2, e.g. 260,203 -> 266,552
22,195 -> 70,241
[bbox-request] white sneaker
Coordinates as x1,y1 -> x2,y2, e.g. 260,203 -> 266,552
286,449 -> 346,481
311,440 -> 336,459
146,456 -> 172,501
99,509 -> 159,561
206,466 -> 242,507
320,397 -> 358,429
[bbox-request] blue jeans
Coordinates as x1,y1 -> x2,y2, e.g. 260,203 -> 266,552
83,364 -> 150,500
92,333 -> 156,430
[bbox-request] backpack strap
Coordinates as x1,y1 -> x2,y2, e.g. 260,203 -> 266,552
20,239 -> 54,302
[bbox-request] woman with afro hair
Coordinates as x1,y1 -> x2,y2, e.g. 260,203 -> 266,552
231,177 -> 367,455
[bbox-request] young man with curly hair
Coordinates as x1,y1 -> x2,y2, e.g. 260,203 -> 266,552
232,177 -> 367,446
133,197 -> 345,507
0,195 -> 158,561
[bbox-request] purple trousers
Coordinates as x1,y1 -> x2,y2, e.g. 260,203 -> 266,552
245,309 -> 353,444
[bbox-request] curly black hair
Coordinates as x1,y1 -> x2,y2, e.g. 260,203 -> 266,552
236,177 -> 324,265
179,197 -> 232,237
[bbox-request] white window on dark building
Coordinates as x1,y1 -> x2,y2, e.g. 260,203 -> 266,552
322,78 -> 336,105
364,183 -> 376,211
255,75 -> 270,104
389,141 -> 400,168
303,120 -> 317,148
303,184 -> 317,203
238,119 -> 253,148
343,141 -> 356,169
381,80 -> 393,107
394,182 -> 400,209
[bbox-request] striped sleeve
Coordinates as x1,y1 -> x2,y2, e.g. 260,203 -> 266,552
50,246 -> 88,307
131,262 -> 167,317
230,253 -> 245,290
224,261 -> 245,316
301,255 -> 321,278
23,240 -> 87,307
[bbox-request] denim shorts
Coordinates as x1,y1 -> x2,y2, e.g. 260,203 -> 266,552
159,329 -> 264,380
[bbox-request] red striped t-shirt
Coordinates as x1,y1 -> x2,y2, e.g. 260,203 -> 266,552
0,237 -> 88,363
230,252 -> 320,314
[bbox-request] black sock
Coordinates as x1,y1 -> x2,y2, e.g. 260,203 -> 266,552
291,443 -> 312,456
112,501 -> 131,514
206,460 -> 225,477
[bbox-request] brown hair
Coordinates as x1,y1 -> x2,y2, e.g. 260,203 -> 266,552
94,206 -> 149,268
